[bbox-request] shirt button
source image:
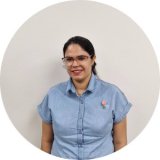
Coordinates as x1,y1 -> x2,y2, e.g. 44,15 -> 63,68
78,129 -> 82,134
78,144 -> 82,147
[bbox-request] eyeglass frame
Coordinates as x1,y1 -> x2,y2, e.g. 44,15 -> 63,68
62,55 -> 93,66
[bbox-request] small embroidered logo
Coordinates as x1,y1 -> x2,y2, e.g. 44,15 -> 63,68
101,100 -> 107,109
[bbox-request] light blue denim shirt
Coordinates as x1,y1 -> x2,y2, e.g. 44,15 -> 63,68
37,73 -> 132,160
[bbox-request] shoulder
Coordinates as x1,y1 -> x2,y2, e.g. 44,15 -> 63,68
47,80 -> 68,96
96,78 -> 123,95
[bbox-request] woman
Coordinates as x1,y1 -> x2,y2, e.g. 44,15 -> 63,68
37,36 -> 132,159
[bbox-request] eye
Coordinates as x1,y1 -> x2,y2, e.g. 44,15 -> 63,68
77,56 -> 86,61
65,57 -> 73,62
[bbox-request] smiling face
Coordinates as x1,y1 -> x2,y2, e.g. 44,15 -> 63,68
64,44 -> 95,83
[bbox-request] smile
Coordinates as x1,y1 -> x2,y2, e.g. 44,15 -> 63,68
71,70 -> 83,75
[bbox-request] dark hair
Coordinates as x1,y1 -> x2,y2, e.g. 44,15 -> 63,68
63,36 -> 97,75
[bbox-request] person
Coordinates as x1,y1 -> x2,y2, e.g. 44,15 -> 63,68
37,36 -> 132,160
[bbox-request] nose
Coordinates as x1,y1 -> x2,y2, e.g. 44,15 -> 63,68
72,59 -> 79,67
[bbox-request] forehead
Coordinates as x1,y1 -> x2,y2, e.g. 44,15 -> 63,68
65,44 -> 89,57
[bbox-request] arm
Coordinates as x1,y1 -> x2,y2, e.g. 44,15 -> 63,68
113,117 -> 127,151
41,121 -> 54,154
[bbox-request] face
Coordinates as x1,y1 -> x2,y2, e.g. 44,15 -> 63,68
64,44 -> 96,83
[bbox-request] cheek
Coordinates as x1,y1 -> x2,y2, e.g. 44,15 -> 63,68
85,64 -> 92,72
67,69 -> 72,75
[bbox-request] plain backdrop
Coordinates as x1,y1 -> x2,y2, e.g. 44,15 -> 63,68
0,0 -> 159,159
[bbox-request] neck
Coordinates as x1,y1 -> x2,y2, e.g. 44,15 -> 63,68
72,73 -> 92,95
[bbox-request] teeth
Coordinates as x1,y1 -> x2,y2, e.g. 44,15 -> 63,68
72,70 -> 82,73
73,70 -> 81,73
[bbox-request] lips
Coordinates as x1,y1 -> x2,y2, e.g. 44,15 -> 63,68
71,69 -> 83,75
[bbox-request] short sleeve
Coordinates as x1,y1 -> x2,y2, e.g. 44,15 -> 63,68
37,94 -> 52,124
113,88 -> 132,123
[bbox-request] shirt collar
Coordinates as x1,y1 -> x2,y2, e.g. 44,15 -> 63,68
66,73 -> 97,95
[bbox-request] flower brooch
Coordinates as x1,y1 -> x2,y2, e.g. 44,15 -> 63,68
101,100 -> 107,109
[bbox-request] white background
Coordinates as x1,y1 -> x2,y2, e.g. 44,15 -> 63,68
0,0 -> 159,160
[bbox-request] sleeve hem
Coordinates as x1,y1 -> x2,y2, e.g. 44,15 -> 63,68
113,102 -> 132,124
37,105 -> 52,124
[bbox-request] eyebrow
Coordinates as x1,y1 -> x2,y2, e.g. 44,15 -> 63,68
65,55 -> 88,58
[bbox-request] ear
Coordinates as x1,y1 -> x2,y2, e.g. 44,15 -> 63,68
91,55 -> 96,65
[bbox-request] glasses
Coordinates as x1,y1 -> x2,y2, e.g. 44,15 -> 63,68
62,55 -> 92,66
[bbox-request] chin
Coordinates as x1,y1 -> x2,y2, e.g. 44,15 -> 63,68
72,76 -> 83,81
71,76 -> 84,82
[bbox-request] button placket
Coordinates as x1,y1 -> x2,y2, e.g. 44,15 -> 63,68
77,96 -> 85,160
